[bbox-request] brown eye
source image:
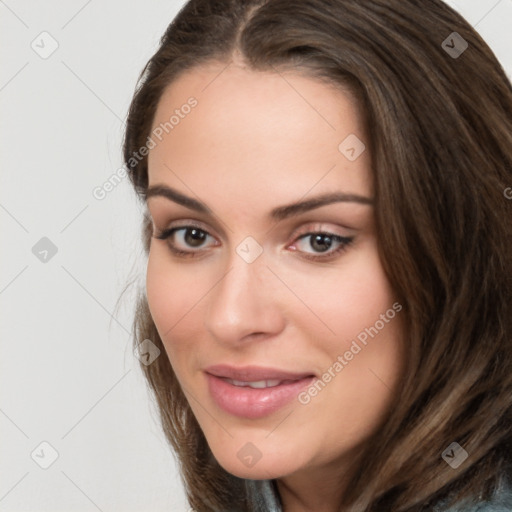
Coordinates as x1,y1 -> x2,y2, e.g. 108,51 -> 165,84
292,232 -> 354,261
153,225 -> 217,258
309,233 -> 336,252
182,228 -> 208,247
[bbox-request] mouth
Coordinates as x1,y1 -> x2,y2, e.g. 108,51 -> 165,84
204,365 -> 316,419
220,377 -> 304,389
205,364 -> 315,382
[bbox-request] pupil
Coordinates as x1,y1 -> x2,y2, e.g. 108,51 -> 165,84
311,234 -> 332,252
185,228 -> 206,247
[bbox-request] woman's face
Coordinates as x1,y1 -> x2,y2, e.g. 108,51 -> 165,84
145,62 -> 404,482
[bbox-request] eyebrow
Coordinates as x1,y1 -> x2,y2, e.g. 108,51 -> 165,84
145,184 -> 373,221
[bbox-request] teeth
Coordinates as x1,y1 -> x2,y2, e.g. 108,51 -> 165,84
226,378 -> 283,388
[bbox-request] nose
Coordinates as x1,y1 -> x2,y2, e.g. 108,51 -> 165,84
203,245 -> 286,346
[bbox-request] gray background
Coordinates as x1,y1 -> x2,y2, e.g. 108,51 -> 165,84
1,1 -> 511,511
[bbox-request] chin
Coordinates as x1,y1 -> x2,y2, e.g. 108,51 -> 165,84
210,445 -> 299,481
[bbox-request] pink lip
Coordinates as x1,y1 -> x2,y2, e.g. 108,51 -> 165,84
204,365 -> 316,419
205,364 -> 314,381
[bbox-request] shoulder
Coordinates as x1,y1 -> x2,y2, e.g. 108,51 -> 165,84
474,479 -> 512,512
442,478 -> 512,512
473,502 -> 512,512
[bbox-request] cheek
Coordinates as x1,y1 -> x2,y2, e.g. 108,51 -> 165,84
294,244 -> 398,347
146,250 -> 176,333
298,245 -> 404,419
145,249 -> 192,355
145,248 -> 211,375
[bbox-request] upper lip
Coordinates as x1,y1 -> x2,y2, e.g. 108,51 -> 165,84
204,364 -> 315,382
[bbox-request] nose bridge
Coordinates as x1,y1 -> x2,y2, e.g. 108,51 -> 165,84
203,241 -> 283,343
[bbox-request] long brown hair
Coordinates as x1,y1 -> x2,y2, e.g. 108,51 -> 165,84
120,1 -> 512,510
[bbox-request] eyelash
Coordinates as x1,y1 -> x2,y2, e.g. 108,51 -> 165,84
152,222 -> 354,262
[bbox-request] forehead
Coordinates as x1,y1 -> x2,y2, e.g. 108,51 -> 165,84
147,63 -> 372,208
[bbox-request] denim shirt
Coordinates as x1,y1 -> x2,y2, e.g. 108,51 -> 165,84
244,477 -> 512,512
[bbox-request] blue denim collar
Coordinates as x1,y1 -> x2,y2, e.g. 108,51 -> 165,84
245,476 -> 512,512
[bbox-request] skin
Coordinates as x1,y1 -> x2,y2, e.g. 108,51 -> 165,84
145,59 -> 405,512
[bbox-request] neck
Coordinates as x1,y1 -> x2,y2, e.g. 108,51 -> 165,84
275,447 -> 363,512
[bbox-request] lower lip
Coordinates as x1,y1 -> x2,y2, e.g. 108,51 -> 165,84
205,373 -> 315,419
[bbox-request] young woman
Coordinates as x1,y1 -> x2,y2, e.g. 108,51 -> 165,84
121,0 -> 512,510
